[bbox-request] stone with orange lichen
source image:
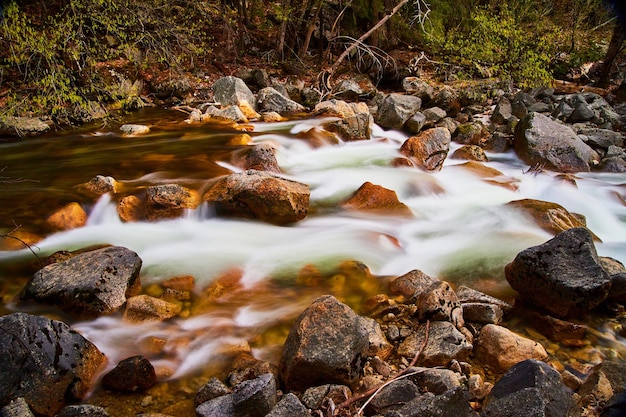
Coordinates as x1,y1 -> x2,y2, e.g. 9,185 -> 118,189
145,184 -> 199,221
117,194 -> 146,222
46,202 -> 87,230
124,295 -> 182,323
162,275 -> 195,291
342,182 -> 412,216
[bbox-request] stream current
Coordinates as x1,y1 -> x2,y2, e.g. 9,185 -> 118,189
1,108 -> 625,414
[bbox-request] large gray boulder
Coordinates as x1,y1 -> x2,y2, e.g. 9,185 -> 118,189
20,246 -> 142,317
0,116 -> 50,137
256,87 -> 305,115
376,93 -> 422,130
482,360 -> 578,417
513,112 -> 600,172
505,227 -> 611,317
0,313 -> 106,416
203,170 -> 310,225
212,76 -> 258,119
279,295 -> 369,392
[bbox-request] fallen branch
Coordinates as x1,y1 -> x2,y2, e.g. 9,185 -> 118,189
336,319 -> 431,415
1,222 -> 42,267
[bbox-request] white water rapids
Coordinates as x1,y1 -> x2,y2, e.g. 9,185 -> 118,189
2,117 -> 625,380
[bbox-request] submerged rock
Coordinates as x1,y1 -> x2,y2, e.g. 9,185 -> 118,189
20,246 -> 142,317
101,356 -> 156,392
280,295 -> 369,392
505,227 -> 611,317
203,170 -> 309,225
45,202 -> 87,230
0,313 -> 106,416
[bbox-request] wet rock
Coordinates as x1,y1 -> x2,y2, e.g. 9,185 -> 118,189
300,384 -> 351,410
453,122 -> 490,146
0,116 -> 50,136
461,303 -> 503,324
468,374 -> 493,401
578,361 -> 626,401
456,286 -> 513,314
491,96 -> 513,125
504,227 -> 611,317
102,355 -> 156,392
266,393 -> 310,417
232,373 -> 277,417
56,405 -> 110,416
513,112 -> 600,172
513,301 -> 586,344
450,145 -> 488,162
79,175 -> 119,195
376,93 -> 422,130
601,391 -> 626,417
256,87 -> 305,115
389,270 -> 463,327
474,324 -> 548,373
0,313 -> 106,416
46,202 -> 87,230
212,76 -> 258,119
124,294 -> 182,322
506,199 -> 598,240
120,124 -> 150,135
117,195 -> 146,222
577,127 -> 625,150
235,143 -> 281,173
204,105 -> 249,123
608,272 -> 626,302
402,77 -> 436,103
203,170 -> 309,225
482,359 -> 578,417
341,182 -> 412,216
397,321 -> 472,367
406,367 -> 463,394
392,386 -> 475,417
280,295 -> 369,392
360,316 -> 394,359
195,377 -> 232,406
325,112 -> 373,141
0,398 -> 34,417
261,111 -> 284,122
145,184 -> 198,220
226,353 -> 279,387
195,394 -> 235,417
314,99 -> 365,118
366,378 -> 421,414
400,127 -> 451,171
21,246 -> 142,316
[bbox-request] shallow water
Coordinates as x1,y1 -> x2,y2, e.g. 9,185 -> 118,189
1,108 -> 625,415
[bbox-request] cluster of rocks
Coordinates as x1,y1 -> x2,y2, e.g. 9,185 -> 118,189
3,225 -> 626,416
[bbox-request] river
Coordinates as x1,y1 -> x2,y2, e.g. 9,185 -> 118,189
1,108 -> 625,415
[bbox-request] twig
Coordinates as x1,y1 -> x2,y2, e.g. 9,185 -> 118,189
1,221 -> 42,268
336,320 -> 430,415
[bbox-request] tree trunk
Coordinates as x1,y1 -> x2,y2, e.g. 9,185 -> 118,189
598,23 -> 625,88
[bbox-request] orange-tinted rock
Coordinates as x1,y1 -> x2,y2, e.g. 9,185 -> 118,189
146,184 -> 199,221
342,182 -> 412,216
117,195 -> 146,222
449,161 -> 520,191
124,295 -> 182,323
507,198 -> 600,241
450,145 -> 488,162
46,202 -> 87,230
400,127 -> 451,171
162,275 -> 195,291
0,229 -> 42,250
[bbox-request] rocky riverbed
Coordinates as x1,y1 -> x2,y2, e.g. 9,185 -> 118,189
1,73 -> 626,416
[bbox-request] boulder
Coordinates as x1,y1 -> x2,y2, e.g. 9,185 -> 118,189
149,76 -> 193,100
234,143 -> 281,173
195,377 -> 232,406
491,96 -> 513,125
0,116 -> 50,136
577,128 -> 625,150
78,175 -> 119,195
266,393 -> 310,417
389,270 -> 463,327
578,361 -> 626,400
391,386 -> 474,417
433,87 -> 461,116
461,303 -> 503,324
453,122 -> 490,146
279,295 -> 369,392
400,127 -> 451,171
406,367 -> 463,394
376,93 -> 422,130
568,94 -> 595,122
120,124 -> 150,135
232,373 -> 277,417
506,199 -> 598,240
0,398 -> 34,417
101,356 -> 156,392
450,145 -> 488,162
20,246 -> 142,316
482,360 -> 578,417
474,324 -> 548,373
117,195 -> 146,222
204,105 -> 249,123
256,87 -> 305,115
601,145 -> 626,172
405,112 -> 427,134
422,107 -> 447,129
212,76 -> 258,119
325,112 -> 373,141
341,182 -> 412,216
397,321 -> 472,367
124,295 -> 182,322
314,99 -> 363,118
504,227 -> 611,317
365,379 -> 421,414
203,170 -> 310,225
402,77 -> 436,103
360,316 -> 393,359
0,313 -> 106,416
456,285 -> 513,313
513,112 -> 600,172
145,184 -> 198,220
333,75 -> 377,101
46,202 -> 87,230
195,394 -> 235,417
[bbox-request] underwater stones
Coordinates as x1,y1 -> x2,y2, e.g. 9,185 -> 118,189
482,360 -> 578,417
400,126 -> 451,171
397,321 -> 472,367
0,313 -> 106,417
203,170 -> 309,225
120,124 -> 150,135
505,227 -> 611,317
21,246 -> 142,317
341,182 -> 412,216
474,325 -> 548,373
376,93 -> 422,130
280,295 -> 369,392
124,294 -> 182,322
145,183 -> 199,220
101,356 -> 157,392
513,112 -> 600,172
45,202 -> 87,230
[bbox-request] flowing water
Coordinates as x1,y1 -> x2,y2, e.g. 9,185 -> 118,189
1,108 -> 626,415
